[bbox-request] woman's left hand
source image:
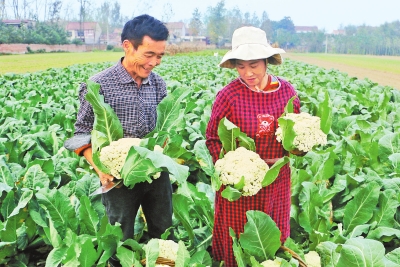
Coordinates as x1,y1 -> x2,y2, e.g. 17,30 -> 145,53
290,148 -> 307,156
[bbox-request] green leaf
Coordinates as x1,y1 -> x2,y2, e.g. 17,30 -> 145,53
78,238 -> 98,267
120,147 -> 159,188
193,140 -> 221,191
0,241 -> 17,261
239,211 -> 281,261
23,164 -> 50,190
221,186 -> 242,202
189,250 -> 212,266
85,80 -> 123,145
145,238 -> 159,267
234,176 -> 245,190
172,193 -> 195,248
370,189 -> 398,228
262,156 -> 289,187
133,146 -> 189,185
277,117 -> 296,151
317,91 -> 333,134
36,189 -> 78,238
175,240 -> 190,267
218,118 -> 255,153
78,195 -> 100,236
336,238 -> 386,267
229,228 -> 247,267
147,87 -> 190,142
46,246 -> 68,267
284,96 -> 295,114
343,182 -> 380,235
366,227 -> 400,243
9,189 -> 33,218
385,248 -> 400,265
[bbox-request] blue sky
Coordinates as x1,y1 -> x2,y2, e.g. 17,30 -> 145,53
117,0 -> 400,33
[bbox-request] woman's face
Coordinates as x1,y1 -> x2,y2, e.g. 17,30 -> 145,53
235,59 -> 267,90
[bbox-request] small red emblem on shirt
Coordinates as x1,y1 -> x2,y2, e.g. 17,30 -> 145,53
256,114 -> 275,137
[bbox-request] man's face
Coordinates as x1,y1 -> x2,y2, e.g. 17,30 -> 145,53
122,35 -> 166,79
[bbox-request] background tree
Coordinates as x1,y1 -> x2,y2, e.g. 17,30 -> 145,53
260,11 -> 273,39
48,0 -> 62,23
225,7 -> 242,39
188,8 -> 202,36
161,2 -> 174,22
110,1 -> 123,28
205,0 -> 227,46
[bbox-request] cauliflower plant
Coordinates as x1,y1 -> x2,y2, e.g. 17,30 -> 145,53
215,147 -> 269,196
99,138 -> 163,179
276,112 -> 327,152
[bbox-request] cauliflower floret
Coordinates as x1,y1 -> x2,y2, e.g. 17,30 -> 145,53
215,147 -> 269,196
260,259 -> 282,266
304,251 -> 321,267
99,138 -> 163,179
276,112 -> 327,152
157,239 -> 179,261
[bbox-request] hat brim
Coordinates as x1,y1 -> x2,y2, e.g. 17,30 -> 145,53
219,44 -> 286,68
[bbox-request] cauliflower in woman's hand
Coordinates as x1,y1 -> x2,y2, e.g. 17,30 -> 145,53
276,112 -> 327,153
99,138 -> 163,179
215,147 -> 269,196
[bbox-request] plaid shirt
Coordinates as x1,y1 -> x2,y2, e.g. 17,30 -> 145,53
74,58 -> 167,138
206,76 -> 300,266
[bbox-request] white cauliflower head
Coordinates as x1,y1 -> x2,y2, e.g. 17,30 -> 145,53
157,239 -> 179,261
99,138 -> 163,179
304,251 -> 321,267
276,112 -> 327,152
215,147 -> 269,196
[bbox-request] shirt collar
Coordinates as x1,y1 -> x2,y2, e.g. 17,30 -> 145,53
117,57 -> 151,86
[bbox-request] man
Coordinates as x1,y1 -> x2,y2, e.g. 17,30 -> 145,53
66,14 -> 172,266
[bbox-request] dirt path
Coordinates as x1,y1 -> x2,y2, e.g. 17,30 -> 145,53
283,53 -> 400,90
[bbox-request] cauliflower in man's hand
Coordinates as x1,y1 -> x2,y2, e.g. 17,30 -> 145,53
276,112 -> 327,153
215,147 -> 269,196
99,138 -> 163,179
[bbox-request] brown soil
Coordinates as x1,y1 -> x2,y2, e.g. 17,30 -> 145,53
283,53 -> 400,90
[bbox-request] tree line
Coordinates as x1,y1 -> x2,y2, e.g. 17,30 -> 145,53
1,0 -> 399,56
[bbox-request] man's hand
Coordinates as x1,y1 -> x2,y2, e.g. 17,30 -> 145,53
97,171 -> 115,186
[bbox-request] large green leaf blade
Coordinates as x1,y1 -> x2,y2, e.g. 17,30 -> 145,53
85,80 -> 123,145
239,210 -> 281,261
78,195 -> 100,236
336,238 -> 386,267
262,156 -> 289,187
343,182 -> 380,234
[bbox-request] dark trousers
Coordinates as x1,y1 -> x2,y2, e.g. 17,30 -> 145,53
101,172 -> 173,266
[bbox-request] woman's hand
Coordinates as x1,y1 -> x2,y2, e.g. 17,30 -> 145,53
290,148 -> 307,156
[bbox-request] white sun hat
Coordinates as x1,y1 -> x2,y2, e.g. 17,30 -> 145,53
219,26 -> 286,68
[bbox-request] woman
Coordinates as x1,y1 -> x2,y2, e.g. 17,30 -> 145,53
205,26 -> 301,266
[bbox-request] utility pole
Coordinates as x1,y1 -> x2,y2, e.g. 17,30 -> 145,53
325,34 -> 328,54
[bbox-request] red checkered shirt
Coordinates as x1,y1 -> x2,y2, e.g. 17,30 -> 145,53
206,75 -> 300,266
74,58 -> 167,138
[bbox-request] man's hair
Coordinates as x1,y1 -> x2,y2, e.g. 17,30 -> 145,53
121,14 -> 169,49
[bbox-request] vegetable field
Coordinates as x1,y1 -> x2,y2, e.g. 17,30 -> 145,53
1,55 -> 399,266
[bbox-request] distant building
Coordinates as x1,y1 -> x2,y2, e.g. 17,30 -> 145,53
99,28 -> 122,46
295,26 -> 319,33
332,29 -> 346,35
65,22 -> 102,44
1,19 -> 35,28
165,22 -> 186,42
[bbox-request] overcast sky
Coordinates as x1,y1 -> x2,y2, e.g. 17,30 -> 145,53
115,0 -> 399,33
3,0 -> 399,33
